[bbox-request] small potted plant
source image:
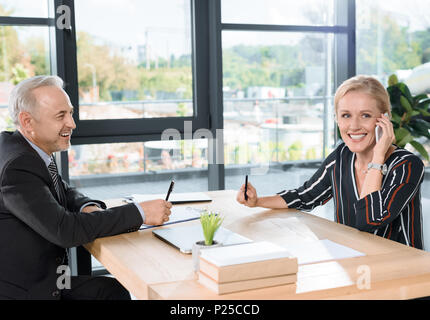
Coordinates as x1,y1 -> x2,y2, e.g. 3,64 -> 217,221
192,210 -> 224,271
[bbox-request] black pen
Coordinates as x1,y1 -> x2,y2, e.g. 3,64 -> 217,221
165,180 -> 175,201
244,175 -> 248,201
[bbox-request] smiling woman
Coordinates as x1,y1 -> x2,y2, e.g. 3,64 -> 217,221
237,75 -> 426,250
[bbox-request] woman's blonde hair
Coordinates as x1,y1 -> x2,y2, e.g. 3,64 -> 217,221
334,75 -> 391,118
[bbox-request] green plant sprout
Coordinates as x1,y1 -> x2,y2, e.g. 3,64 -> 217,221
200,210 -> 224,246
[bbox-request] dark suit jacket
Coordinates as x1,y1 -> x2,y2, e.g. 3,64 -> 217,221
0,131 -> 143,299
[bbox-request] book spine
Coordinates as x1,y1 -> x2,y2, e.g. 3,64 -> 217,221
199,257 -> 298,283
198,271 -> 297,295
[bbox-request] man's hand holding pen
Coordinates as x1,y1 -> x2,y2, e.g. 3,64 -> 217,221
138,180 -> 174,225
139,200 -> 172,225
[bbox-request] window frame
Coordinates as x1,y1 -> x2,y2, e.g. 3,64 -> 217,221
59,0 -> 210,144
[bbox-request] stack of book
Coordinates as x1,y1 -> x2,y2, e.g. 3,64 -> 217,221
198,241 -> 298,295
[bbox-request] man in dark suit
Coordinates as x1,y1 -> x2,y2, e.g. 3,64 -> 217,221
0,75 -> 172,300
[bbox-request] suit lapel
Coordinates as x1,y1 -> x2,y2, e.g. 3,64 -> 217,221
13,131 -> 67,207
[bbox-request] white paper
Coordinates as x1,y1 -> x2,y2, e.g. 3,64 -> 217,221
282,239 -> 365,265
131,192 -> 211,203
140,206 -> 202,230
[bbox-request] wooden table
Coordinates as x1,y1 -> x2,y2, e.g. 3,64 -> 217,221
84,190 -> 430,300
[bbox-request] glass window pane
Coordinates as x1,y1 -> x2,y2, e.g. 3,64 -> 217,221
356,0 -> 430,85
0,26 -> 52,132
74,0 -> 193,120
222,31 -> 336,192
221,0 -> 335,26
356,0 -> 430,167
0,0 -> 49,18
69,140 -> 209,198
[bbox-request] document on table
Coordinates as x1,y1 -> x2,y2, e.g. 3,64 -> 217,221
282,239 -> 365,265
128,192 -> 212,204
139,206 -> 202,230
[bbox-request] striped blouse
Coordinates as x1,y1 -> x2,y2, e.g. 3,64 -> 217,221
279,142 -> 425,249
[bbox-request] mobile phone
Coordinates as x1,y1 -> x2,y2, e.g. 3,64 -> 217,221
375,113 -> 388,143
375,126 -> 382,143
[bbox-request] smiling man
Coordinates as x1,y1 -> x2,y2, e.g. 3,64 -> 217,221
0,75 -> 172,300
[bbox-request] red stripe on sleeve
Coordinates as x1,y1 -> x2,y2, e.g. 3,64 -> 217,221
333,164 -> 340,223
406,162 -> 412,183
411,196 -> 415,247
392,160 -> 407,170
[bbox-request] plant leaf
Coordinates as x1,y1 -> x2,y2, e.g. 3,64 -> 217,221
418,109 -> 430,117
409,140 -> 429,161
400,95 -> 413,115
394,127 -> 410,141
409,119 -> 430,138
416,98 -> 430,110
394,127 -> 413,147
200,211 -> 223,245
397,83 -> 414,104
391,112 -> 402,126
388,74 -> 398,86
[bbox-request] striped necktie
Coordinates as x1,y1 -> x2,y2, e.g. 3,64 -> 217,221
48,156 -> 62,201
48,156 -> 69,265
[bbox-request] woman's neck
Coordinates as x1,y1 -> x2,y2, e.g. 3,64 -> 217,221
355,150 -> 374,173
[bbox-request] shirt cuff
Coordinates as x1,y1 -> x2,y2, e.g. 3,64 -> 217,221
79,202 -> 102,212
133,201 -> 146,223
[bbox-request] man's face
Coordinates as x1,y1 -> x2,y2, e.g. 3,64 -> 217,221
25,86 -> 76,155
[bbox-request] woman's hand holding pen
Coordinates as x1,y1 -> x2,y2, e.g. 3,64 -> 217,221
237,180 -> 289,209
237,182 -> 258,207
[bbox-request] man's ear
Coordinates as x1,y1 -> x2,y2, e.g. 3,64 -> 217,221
18,111 -> 34,134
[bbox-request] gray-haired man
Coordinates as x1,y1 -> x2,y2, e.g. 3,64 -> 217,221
0,75 -> 171,300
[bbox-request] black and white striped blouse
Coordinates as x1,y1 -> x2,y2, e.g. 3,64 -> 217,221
279,142 -> 425,249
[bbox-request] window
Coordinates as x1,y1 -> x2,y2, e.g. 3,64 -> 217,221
356,0 -> 430,85
70,0 -> 209,141
0,0 -> 49,18
74,0 -> 193,120
222,0 -> 337,26
70,139 -> 209,197
356,0 -> 430,166
69,0 -> 210,197
220,0 -> 350,192
0,1 -> 54,132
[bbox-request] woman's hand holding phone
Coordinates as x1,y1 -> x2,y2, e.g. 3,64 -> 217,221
374,113 -> 394,161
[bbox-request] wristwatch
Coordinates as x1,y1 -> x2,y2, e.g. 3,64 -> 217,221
367,163 -> 388,175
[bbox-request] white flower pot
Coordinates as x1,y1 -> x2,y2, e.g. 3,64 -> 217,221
192,240 -> 222,272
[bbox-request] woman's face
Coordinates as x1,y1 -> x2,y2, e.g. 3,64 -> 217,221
336,90 -> 382,154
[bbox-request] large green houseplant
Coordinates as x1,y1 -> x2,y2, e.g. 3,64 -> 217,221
387,74 -> 430,161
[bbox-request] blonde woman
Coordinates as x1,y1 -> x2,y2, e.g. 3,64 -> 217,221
237,75 -> 425,249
